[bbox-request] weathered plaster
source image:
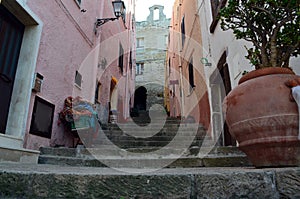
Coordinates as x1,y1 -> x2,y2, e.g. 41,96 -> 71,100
1,0 -> 136,150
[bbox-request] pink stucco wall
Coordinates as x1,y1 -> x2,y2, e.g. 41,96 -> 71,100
24,0 -> 136,150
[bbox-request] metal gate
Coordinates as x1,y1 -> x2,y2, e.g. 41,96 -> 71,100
0,5 -> 25,133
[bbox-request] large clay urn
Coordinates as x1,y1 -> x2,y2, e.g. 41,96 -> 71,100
223,67 -> 300,167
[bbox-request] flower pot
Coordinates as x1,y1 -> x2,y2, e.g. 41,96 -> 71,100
223,67 -> 300,167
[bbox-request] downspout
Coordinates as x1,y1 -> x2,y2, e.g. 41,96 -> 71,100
125,22 -> 130,120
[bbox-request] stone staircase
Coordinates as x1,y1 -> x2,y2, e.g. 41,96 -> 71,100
1,163 -> 298,199
38,146 -> 251,168
99,117 -> 207,149
3,112 -> 299,199
38,111 -> 251,168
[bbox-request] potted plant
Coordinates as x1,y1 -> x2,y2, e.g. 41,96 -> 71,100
220,0 -> 300,167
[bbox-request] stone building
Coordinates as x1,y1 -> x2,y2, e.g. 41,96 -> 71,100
134,5 -> 170,111
0,0 -> 135,161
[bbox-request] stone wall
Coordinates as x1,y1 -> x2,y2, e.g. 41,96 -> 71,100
0,164 -> 299,199
135,5 -> 170,110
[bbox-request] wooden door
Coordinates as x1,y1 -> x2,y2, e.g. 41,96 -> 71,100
0,5 -> 25,133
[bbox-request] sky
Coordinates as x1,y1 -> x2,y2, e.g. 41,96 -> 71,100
135,0 -> 174,21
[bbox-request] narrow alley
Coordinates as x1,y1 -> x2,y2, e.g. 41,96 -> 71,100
0,0 -> 299,198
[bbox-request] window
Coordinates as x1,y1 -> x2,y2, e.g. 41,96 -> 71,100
74,0 -> 82,7
29,96 -> 55,139
165,35 -> 168,47
129,51 -> 132,69
119,43 -> 124,73
136,63 -> 144,75
188,58 -> 195,91
95,81 -> 102,104
154,8 -> 159,20
129,50 -> 133,74
210,0 -> 227,33
75,70 -> 82,88
137,37 -> 144,48
181,16 -> 185,49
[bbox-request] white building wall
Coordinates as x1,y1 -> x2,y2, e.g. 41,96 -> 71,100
197,0 -> 300,143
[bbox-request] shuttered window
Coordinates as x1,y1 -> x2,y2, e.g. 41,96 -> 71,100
210,0 -> 227,33
188,58 -> 195,91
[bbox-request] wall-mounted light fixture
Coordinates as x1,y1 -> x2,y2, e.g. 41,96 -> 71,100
95,0 -> 125,28
201,57 -> 212,67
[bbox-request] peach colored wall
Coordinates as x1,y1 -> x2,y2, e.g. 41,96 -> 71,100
166,0 -> 210,129
23,0 -> 136,150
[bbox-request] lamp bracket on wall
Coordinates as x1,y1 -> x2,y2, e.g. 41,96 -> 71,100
95,17 -> 119,27
94,0 -> 126,34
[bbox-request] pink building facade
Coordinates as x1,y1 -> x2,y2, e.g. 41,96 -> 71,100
0,0 -> 136,160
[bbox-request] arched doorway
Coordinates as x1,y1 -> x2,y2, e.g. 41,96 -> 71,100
109,77 -> 118,123
134,86 -> 147,111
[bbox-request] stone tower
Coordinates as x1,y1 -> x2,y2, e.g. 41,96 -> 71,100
134,5 -> 171,112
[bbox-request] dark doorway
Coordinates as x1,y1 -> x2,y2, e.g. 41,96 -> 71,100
109,78 -> 118,123
210,52 -> 235,146
0,5 -> 25,133
134,86 -> 147,111
217,52 -> 235,146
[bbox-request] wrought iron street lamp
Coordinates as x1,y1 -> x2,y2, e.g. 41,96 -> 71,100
95,0 -> 126,28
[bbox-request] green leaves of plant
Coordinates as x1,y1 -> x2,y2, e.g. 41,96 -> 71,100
219,0 -> 300,68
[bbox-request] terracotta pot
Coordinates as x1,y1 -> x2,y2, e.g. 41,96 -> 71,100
223,67 -> 300,167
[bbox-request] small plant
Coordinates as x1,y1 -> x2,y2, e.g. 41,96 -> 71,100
220,0 -> 299,69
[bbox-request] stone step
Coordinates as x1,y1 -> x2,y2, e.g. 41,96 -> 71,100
106,121 -> 181,125
94,140 -> 204,148
0,146 -> 40,164
38,154 -> 251,168
1,163 -> 298,199
68,139 -> 212,150
101,129 -> 206,137
103,124 -> 204,132
102,135 -> 206,142
40,146 -> 244,157
82,130 -> 208,140
38,146 -> 251,168
75,124 -> 207,149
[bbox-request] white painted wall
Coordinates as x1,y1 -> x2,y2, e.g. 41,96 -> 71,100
197,0 -> 300,142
